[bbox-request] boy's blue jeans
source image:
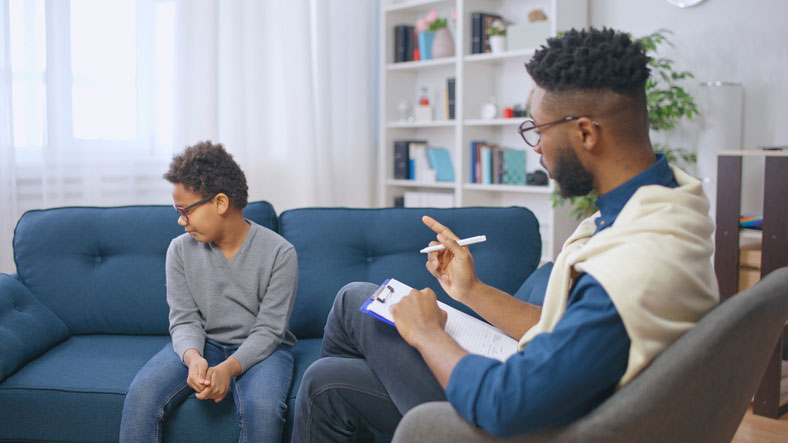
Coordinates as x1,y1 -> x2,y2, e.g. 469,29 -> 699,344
291,282 -> 447,443
120,340 -> 293,443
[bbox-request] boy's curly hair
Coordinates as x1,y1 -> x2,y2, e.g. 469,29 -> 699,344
526,27 -> 651,95
163,141 -> 248,209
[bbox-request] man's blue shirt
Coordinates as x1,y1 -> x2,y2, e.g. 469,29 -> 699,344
445,154 -> 677,437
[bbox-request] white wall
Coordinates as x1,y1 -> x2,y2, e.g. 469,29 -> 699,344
590,0 -> 788,214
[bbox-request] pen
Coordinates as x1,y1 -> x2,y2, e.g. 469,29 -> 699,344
420,235 -> 487,254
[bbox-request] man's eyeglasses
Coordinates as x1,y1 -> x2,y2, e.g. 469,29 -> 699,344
518,116 -> 600,147
173,194 -> 217,223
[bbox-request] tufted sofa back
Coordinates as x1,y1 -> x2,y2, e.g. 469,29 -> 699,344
12,202 -> 278,334
279,207 -> 541,339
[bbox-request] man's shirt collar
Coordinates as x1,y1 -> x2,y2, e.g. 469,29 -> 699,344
593,153 -> 676,234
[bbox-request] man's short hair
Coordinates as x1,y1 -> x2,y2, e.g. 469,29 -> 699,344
163,141 -> 248,209
525,27 -> 651,96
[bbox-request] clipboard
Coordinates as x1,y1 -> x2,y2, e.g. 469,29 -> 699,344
359,278 -> 412,327
359,278 -> 520,362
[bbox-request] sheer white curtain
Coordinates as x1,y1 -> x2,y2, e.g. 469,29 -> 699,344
173,0 -> 377,212
1,1 -> 16,274
0,0 -> 176,274
0,0 -> 377,273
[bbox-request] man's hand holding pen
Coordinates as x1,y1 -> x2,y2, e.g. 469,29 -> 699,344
421,215 -> 483,304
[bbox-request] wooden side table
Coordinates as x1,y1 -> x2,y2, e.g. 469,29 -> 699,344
715,149 -> 788,418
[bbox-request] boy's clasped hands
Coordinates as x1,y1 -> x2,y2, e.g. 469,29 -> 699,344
183,349 -> 242,403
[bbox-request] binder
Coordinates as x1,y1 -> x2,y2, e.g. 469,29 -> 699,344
427,147 -> 455,182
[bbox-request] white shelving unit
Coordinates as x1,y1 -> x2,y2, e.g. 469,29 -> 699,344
378,0 -> 588,261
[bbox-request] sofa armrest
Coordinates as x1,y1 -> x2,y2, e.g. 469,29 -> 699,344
512,262 -> 553,306
0,274 -> 70,381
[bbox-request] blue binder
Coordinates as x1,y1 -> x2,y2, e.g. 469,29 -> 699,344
426,147 -> 455,182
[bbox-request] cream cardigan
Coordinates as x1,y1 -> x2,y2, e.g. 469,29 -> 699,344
518,165 -> 719,386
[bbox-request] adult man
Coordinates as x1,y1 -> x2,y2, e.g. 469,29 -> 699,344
292,27 -> 718,442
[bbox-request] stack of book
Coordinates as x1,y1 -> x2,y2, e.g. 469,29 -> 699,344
469,141 -> 526,185
394,141 -> 455,182
470,12 -> 503,54
394,25 -> 416,62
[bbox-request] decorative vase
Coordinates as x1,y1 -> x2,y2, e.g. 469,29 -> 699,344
489,35 -> 506,53
431,27 -> 454,58
418,31 -> 435,60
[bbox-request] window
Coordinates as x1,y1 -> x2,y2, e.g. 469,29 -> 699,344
9,0 -> 174,151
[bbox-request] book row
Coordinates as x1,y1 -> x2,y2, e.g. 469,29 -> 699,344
393,11 -> 504,63
393,140 -> 455,182
469,141 -> 527,185
393,140 -> 547,187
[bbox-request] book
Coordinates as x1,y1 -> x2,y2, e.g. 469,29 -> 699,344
393,141 -> 410,179
442,87 -> 450,120
480,145 -> 492,184
394,26 -> 413,63
447,77 -> 456,120
503,149 -> 527,185
410,142 -> 435,182
360,278 -> 518,362
492,147 -> 502,184
474,142 -> 485,183
426,147 -> 455,182
480,13 -> 503,53
471,13 -> 482,54
394,140 -> 426,180
470,141 -> 483,183
412,28 -> 420,61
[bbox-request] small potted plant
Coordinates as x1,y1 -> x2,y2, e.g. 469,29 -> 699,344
487,18 -> 507,53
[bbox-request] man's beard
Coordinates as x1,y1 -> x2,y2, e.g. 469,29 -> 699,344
553,146 -> 595,198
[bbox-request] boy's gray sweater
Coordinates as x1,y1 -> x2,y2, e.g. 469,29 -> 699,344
166,221 -> 298,372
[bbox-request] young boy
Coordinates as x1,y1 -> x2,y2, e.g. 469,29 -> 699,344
120,141 -> 298,443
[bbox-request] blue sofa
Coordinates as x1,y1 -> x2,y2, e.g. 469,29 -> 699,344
0,202 -> 546,442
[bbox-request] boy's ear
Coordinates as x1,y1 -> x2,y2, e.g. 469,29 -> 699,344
214,193 -> 231,215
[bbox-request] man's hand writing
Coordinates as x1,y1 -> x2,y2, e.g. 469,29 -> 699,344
391,288 -> 448,348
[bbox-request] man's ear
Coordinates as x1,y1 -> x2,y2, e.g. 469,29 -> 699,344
214,193 -> 231,215
576,117 -> 600,152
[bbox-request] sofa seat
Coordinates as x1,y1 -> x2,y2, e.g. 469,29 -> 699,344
0,334 -> 327,443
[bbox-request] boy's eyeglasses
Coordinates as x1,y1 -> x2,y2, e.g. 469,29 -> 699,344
518,116 -> 600,147
173,194 -> 217,223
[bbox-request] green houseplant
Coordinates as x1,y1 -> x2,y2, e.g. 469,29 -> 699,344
550,29 -> 699,220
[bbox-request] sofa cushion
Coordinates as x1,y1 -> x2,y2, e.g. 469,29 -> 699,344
0,274 -> 70,381
12,202 -> 278,334
280,207 -> 541,338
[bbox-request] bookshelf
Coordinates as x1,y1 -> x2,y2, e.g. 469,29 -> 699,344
378,0 -> 588,261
